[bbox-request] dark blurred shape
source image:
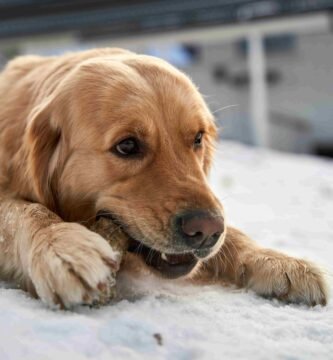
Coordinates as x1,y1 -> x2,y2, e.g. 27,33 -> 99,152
236,34 -> 297,56
266,68 -> 282,85
183,44 -> 201,62
0,0 -> 333,39
314,144 -> 333,158
212,64 -> 228,82
226,68 -> 282,88
229,70 -> 249,88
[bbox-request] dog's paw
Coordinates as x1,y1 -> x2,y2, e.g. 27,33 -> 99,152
28,223 -> 121,308
240,250 -> 329,306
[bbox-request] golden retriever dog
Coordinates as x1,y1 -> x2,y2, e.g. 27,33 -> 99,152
0,48 -> 328,308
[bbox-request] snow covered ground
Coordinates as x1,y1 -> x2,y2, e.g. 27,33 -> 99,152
1,141 -> 333,360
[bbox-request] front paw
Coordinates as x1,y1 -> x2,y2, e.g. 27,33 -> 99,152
29,223 -> 121,308
240,250 -> 329,306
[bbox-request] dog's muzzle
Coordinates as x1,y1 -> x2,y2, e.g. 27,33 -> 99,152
96,209 -> 224,279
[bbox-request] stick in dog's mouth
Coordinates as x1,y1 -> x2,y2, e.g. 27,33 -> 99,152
90,215 -> 129,257
95,211 -> 198,279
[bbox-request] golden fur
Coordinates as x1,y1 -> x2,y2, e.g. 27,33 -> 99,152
0,48 -> 328,308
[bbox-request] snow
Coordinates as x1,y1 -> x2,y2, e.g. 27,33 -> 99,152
1,141 -> 333,360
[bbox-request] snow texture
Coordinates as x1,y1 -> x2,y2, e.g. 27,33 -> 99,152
1,141 -> 332,360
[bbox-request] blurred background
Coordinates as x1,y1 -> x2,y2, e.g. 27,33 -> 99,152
0,0 -> 333,157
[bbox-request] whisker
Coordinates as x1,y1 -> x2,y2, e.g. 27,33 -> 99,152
212,104 -> 239,115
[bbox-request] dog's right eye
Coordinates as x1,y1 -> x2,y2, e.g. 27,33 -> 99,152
113,137 -> 141,157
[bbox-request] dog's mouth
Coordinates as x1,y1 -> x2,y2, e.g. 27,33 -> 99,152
96,211 -> 198,279
127,238 -> 198,279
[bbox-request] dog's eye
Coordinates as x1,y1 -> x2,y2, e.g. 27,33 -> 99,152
194,131 -> 204,148
114,137 -> 141,157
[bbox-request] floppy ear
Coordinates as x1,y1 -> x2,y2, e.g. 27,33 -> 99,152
25,97 -> 61,210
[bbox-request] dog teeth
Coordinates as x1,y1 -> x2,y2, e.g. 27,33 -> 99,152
161,253 -> 168,261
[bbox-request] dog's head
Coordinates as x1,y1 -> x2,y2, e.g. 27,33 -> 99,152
26,51 -> 225,278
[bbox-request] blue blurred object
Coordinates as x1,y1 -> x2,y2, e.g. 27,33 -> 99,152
144,44 -> 196,68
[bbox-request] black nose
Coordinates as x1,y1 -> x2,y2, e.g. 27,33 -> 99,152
175,210 -> 224,250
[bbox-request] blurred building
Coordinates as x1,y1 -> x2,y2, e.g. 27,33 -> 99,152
0,0 -> 333,156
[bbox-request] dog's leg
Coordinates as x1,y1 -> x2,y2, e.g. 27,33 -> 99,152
194,226 -> 328,306
0,194 -> 123,308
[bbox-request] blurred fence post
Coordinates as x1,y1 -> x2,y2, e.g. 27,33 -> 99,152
248,31 -> 269,147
